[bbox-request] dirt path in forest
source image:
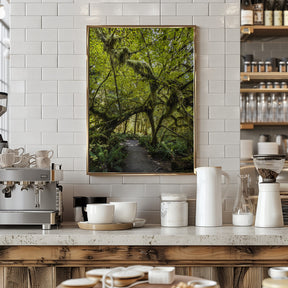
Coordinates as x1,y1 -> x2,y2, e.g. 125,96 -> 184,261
122,139 -> 160,173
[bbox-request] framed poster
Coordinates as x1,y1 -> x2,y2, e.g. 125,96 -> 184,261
87,26 -> 196,174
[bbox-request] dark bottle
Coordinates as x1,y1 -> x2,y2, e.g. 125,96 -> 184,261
253,0 -> 264,25
241,0 -> 254,25
274,0 -> 283,26
284,0 -> 288,26
265,0 -> 273,26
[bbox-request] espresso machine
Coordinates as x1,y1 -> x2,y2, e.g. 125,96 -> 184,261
0,167 -> 63,229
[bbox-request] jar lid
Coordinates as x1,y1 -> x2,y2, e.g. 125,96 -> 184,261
161,194 -> 187,201
262,278 -> 288,288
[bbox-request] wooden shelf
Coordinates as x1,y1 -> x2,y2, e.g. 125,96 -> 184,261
240,88 -> 288,93
241,72 -> 288,82
241,122 -> 288,129
241,25 -> 288,40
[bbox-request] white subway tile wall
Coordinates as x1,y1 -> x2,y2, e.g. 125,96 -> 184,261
9,0 -> 240,223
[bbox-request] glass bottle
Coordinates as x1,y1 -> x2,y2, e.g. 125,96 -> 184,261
278,94 -> 283,122
232,174 -> 254,226
240,93 -> 246,123
284,0 -> 288,25
241,0 -> 254,25
257,94 -> 261,122
282,93 -> 288,121
270,93 -> 279,122
248,92 -> 257,122
265,0 -> 273,26
254,0 -> 264,25
274,0 -> 283,26
260,93 -> 268,122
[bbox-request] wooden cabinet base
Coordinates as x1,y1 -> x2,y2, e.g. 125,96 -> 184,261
0,245 -> 286,288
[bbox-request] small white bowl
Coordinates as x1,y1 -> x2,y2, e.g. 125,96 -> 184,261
110,202 -> 137,223
86,203 -> 114,224
187,279 -> 218,288
269,267 -> 288,279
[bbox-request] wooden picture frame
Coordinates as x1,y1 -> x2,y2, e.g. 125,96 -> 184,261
87,26 -> 197,175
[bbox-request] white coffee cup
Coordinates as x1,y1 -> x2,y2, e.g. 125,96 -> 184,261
36,156 -> 50,169
35,149 -> 54,159
0,153 -> 22,168
2,147 -> 24,156
15,153 -> 36,168
86,204 -> 114,224
109,202 -> 137,223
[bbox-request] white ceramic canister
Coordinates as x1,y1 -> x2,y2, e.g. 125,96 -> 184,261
161,194 -> 188,227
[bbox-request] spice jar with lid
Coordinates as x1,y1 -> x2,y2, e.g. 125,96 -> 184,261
251,61 -> 258,72
279,61 -> 287,72
265,61 -> 273,72
161,194 -> 188,227
244,61 -> 251,72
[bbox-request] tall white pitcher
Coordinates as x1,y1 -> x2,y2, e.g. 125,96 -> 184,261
195,167 -> 229,227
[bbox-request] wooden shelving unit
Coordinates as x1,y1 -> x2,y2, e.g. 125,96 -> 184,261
241,25 -> 288,40
240,88 -> 288,93
241,122 -> 288,130
241,72 -> 288,82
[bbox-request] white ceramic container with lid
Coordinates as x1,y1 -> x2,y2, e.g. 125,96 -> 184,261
161,194 -> 188,227
262,278 -> 288,288
269,267 -> 288,279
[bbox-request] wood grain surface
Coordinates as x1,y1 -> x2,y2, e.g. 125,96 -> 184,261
0,245 -> 286,287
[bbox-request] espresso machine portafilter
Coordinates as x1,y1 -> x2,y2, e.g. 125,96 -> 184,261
0,167 -> 63,230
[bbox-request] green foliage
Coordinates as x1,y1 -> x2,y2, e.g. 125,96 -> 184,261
89,134 -> 128,172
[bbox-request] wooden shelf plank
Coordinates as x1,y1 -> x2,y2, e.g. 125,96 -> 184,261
241,122 -> 288,129
241,72 -> 288,81
240,88 -> 288,93
241,25 -> 288,39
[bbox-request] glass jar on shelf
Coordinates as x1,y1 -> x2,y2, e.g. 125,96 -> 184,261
259,93 -> 268,122
270,93 -> 279,122
240,93 -> 246,123
282,93 -> 288,122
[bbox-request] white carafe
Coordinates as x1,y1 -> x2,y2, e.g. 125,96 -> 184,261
195,167 -> 229,227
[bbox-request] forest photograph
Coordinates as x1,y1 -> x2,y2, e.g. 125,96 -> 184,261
87,26 -> 195,174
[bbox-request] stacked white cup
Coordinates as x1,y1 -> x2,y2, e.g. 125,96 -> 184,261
35,150 -> 54,169
0,147 -> 24,168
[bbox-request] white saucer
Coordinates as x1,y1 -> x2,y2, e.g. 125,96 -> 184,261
61,277 -> 98,288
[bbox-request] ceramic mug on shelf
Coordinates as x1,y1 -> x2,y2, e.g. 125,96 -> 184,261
15,153 -> 36,168
35,150 -> 54,159
0,153 -> 22,168
2,147 -> 24,156
36,156 -> 50,169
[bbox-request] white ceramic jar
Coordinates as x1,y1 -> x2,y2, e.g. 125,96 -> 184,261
160,194 -> 188,227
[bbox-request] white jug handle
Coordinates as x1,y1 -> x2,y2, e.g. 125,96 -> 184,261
13,156 -> 22,165
17,147 -> 25,156
48,150 -> 54,159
